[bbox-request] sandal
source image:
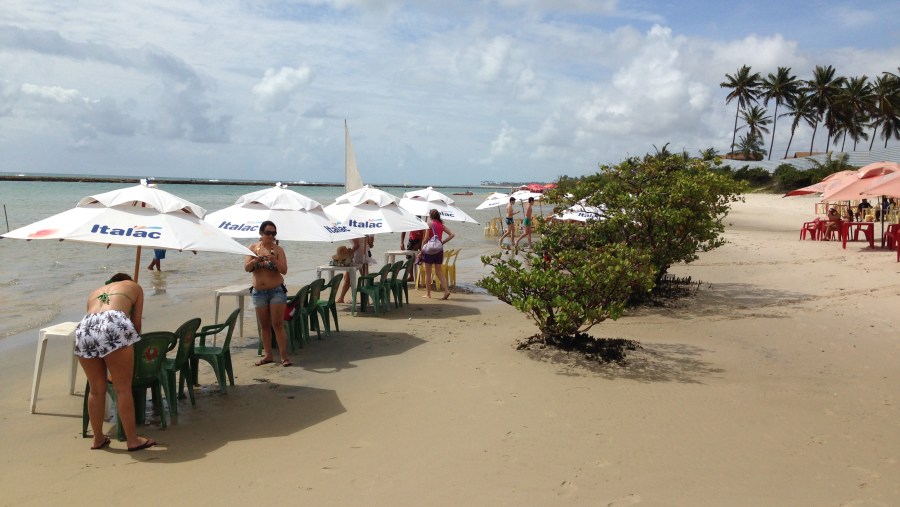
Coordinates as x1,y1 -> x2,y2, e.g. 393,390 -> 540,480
254,358 -> 275,366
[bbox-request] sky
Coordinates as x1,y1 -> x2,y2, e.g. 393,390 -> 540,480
1,1 -> 899,186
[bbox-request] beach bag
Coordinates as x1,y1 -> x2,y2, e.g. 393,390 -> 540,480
421,224 -> 443,255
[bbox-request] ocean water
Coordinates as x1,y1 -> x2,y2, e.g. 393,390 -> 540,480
0,180 -> 516,340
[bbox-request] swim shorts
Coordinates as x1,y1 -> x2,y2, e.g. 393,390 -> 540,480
153,249 -> 166,260
505,217 -> 514,226
251,285 -> 288,308
75,310 -> 141,359
523,218 -> 532,227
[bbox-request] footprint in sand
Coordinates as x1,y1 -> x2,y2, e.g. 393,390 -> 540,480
606,493 -> 642,506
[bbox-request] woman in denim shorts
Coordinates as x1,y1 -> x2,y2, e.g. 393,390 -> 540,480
244,221 -> 291,366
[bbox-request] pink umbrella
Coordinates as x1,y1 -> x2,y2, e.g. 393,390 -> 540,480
858,163 -> 900,197
822,162 -> 900,201
783,170 -> 855,197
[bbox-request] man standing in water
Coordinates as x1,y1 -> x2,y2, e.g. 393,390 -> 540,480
514,197 -> 535,250
497,196 -> 518,248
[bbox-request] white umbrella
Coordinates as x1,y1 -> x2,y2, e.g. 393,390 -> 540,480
510,190 -> 544,202
554,202 -> 606,222
205,184 -> 363,242
324,185 -> 425,234
399,187 -> 479,223
1,182 -> 254,282
475,192 -> 509,210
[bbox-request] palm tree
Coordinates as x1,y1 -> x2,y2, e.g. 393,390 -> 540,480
736,133 -> 766,160
832,76 -> 872,151
806,65 -> 846,152
760,67 -> 799,159
720,65 -> 762,155
740,105 -> 771,142
869,74 -> 900,149
781,90 -> 817,158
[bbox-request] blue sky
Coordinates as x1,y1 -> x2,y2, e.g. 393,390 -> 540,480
1,1 -> 898,186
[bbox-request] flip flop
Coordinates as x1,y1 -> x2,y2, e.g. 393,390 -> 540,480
127,438 -> 156,452
254,358 -> 275,366
281,359 -> 292,367
91,436 -> 111,450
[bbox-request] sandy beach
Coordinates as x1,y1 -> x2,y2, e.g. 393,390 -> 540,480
2,193 -> 899,506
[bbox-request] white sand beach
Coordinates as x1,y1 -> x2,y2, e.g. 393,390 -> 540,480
2,193 -> 899,505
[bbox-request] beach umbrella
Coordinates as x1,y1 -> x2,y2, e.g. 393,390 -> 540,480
1,181 -> 254,282
524,183 -> 545,193
510,190 -> 544,202
398,187 -> 479,223
554,202 -> 606,222
857,163 -> 900,198
782,170 -> 856,197
475,192 -> 511,233
822,162 -> 900,201
205,184 -> 364,242
324,185 -> 425,234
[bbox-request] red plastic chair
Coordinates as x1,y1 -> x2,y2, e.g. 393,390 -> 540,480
800,218 -> 820,240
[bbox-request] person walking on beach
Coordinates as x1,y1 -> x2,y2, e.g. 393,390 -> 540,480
418,209 -> 455,300
245,221 -> 291,367
336,236 -> 368,304
147,249 -> 165,271
498,196 -> 518,248
76,272 -> 156,452
514,197 -> 535,250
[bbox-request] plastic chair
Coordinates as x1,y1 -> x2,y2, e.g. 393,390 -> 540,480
316,273 -> 343,336
189,308 -> 239,394
446,249 -> 460,287
357,264 -> 391,313
434,249 -> 455,291
82,331 -> 175,441
391,258 -> 414,306
385,260 -> 405,308
163,317 -> 201,417
283,284 -> 309,349
799,218 -> 820,240
304,278 -> 326,339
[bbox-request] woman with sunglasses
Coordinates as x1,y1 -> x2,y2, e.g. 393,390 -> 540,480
244,220 -> 291,366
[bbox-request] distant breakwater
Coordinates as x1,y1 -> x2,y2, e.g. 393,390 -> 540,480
0,175 -> 343,187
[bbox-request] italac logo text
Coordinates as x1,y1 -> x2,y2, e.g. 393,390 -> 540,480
347,219 -> 383,229
90,224 -> 162,239
325,225 -> 352,233
217,221 -> 259,232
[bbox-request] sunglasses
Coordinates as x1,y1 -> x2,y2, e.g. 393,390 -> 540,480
262,230 -> 277,236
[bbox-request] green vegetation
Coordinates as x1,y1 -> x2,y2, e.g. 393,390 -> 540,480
720,65 -> 900,160
479,151 -> 744,346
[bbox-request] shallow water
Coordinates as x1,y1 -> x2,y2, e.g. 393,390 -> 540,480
0,181 -> 520,340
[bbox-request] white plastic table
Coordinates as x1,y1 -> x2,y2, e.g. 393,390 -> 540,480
214,285 -> 250,340
383,249 -> 414,266
30,321 -> 79,414
316,264 -> 360,316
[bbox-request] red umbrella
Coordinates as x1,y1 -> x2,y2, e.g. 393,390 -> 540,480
858,163 -> 900,197
783,170 -> 855,197
525,183 -> 544,193
542,183 -> 557,190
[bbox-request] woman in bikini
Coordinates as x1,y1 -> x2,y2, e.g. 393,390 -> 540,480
76,272 -> 155,452
245,221 -> 291,367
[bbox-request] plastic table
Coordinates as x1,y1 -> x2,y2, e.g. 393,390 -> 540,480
30,321 -> 79,414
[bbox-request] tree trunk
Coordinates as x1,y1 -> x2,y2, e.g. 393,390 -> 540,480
870,126 -> 879,150
768,103 -> 780,160
784,129 -> 795,159
731,104 -> 740,154
809,122 -> 819,153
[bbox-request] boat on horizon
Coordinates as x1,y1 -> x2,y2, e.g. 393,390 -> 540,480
452,190 -> 473,196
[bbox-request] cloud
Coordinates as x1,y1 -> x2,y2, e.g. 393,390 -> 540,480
20,83 -> 85,104
252,65 -> 313,112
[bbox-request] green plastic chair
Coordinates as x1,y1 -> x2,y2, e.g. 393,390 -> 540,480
316,273 -> 343,335
82,331 -> 175,441
391,257 -> 414,306
283,285 -> 309,350
357,263 -> 391,314
304,278 -> 326,339
189,308 -> 239,394
163,317 -> 201,417
386,260 -> 405,309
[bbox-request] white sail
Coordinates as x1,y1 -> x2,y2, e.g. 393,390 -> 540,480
344,119 -> 364,194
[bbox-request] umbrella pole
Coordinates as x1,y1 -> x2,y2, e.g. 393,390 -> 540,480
497,207 -> 504,235
133,246 -> 142,283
